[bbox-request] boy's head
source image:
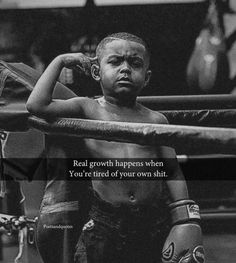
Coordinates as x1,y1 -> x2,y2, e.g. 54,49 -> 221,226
91,32 -> 151,101
95,32 -> 150,66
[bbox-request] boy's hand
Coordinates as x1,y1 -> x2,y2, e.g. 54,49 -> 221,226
60,53 -> 97,76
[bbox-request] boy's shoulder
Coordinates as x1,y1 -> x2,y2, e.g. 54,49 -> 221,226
71,96 -> 105,117
138,103 -> 168,124
69,96 -> 97,108
65,96 -> 97,115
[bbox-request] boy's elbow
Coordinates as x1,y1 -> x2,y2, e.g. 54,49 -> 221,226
26,101 -> 46,117
26,101 -> 38,114
26,101 -> 35,113
26,101 -> 32,112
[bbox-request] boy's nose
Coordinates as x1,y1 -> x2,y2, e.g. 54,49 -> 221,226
120,62 -> 131,74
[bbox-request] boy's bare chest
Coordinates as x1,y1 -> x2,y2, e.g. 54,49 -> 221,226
84,139 -> 158,159
81,100 -> 161,158
84,101 -> 155,124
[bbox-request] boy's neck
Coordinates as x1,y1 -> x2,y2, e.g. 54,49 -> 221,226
103,95 -> 137,108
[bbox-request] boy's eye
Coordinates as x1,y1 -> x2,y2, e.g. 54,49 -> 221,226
129,58 -> 143,68
132,60 -> 142,67
108,58 -> 121,65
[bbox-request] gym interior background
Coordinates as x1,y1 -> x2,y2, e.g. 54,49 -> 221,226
0,0 -> 236,263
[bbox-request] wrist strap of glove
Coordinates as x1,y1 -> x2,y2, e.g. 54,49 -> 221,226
169,199 -> 201,225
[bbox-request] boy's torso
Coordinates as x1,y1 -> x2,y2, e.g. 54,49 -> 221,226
78,97 -> 167,206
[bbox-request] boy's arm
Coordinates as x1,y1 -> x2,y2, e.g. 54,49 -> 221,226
153,113 -> 189,201
158,148 -> 204,263
158,146 -> 189,202
26,53 -> 97,118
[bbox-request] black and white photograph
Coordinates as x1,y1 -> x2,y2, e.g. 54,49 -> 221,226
0,0 -> 236,262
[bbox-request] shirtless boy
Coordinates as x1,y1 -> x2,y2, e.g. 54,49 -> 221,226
27,32 -> 204,263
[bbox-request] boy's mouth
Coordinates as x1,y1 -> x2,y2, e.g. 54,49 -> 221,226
117,76 -> 133,85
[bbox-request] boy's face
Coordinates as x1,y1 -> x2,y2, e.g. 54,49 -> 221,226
93,39 -> 151,99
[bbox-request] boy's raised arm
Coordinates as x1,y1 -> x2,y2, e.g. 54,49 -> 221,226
26,53 -> 97,118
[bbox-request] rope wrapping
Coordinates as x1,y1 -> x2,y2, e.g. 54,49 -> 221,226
29,116 -> 236,155
1,108 -> 236,132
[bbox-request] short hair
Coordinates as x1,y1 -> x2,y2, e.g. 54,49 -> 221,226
96,32 -> 150,65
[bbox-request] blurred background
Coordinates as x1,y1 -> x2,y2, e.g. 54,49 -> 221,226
0,0 -> 236,262
0,0 -> 235,95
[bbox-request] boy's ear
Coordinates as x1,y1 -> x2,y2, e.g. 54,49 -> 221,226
144,70 -> 152,87
91,64 -> 100,82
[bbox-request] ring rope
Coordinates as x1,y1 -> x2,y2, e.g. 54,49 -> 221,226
1,107 -> 236,132
161,109 -> 236,128
138,94 -> 236,110
28,116 -> 236,155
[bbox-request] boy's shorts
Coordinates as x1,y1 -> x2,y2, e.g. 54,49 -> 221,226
74,190 -> 170,263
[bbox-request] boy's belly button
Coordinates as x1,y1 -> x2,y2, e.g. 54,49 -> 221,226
129,193 -> 136,203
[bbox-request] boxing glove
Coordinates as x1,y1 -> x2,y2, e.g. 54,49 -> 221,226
162,200 -> 205,263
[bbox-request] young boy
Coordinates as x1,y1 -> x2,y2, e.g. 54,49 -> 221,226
27,32 -> 204,263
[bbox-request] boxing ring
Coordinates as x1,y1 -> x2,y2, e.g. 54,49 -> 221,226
0,61 -> 236,191
1,61 -> 236,262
